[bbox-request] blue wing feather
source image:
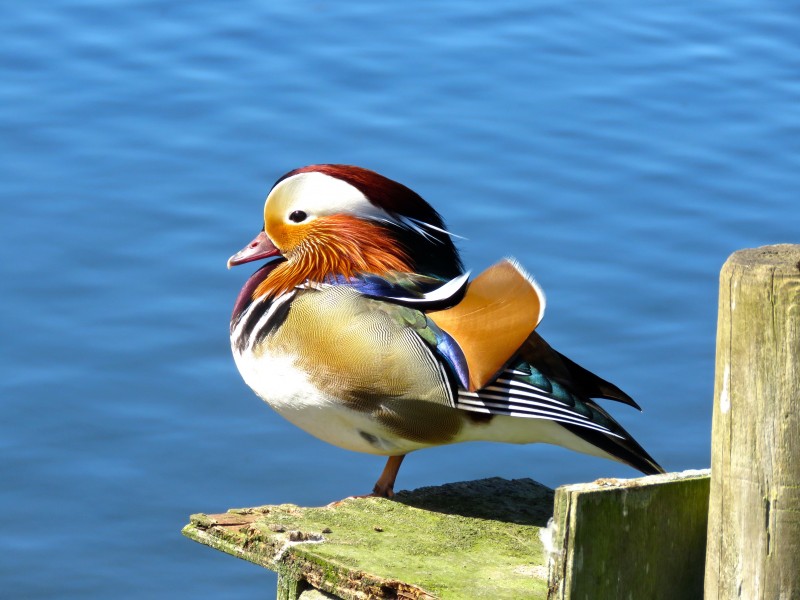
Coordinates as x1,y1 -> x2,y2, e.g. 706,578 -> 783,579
425,319 -> 470,390
327,271 -> 470,310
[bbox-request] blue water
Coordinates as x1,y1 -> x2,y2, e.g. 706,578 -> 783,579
2,2 -> 798,597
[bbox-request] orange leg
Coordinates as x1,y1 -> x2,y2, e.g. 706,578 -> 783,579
372,455 -> 405,498
327,455 -> 407,506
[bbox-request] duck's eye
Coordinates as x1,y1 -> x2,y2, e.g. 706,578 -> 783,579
288,210 -> 307,223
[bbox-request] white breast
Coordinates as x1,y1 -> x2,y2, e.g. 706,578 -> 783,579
232,342 -> 426,456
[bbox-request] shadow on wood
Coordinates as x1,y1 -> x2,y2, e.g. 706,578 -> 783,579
393,477 -> 554,526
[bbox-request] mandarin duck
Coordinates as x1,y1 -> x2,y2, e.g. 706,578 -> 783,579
228,164 -> 663,497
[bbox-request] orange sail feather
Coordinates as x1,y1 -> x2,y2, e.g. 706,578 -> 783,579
427,259 -> 545,391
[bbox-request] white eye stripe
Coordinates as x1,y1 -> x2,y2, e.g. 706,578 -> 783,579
267,171 -> 462,240
269,172 -> 386,221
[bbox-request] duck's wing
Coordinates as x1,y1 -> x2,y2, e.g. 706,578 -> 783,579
340,259 -> 544,393
410,261 -> 662,475
452,332 -> 664,475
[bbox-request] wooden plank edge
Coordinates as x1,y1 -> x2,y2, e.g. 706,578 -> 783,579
182,517 -> 436,600
546,468 -> 711,600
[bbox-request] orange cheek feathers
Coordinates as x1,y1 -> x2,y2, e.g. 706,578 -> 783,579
254,215 -> 413,298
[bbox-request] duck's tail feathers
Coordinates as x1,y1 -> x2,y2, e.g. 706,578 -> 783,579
523,332 -> 642,410
560,407 -> 665,475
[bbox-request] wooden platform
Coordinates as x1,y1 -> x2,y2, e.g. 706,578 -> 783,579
183,477 -> 553,599
183,471 -> 710,599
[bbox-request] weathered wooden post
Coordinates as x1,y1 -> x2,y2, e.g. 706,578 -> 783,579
705,244 -> 800,598
546,470 -> 710,599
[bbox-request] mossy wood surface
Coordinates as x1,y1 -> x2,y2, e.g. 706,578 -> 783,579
183,478 -> 554,599
705,245 -> 800,599
547,469 -> 711,600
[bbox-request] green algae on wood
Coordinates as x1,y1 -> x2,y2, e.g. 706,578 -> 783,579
182,477 -> 554,599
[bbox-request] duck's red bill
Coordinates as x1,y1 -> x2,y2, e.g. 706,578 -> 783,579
227,231 -> 282,268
